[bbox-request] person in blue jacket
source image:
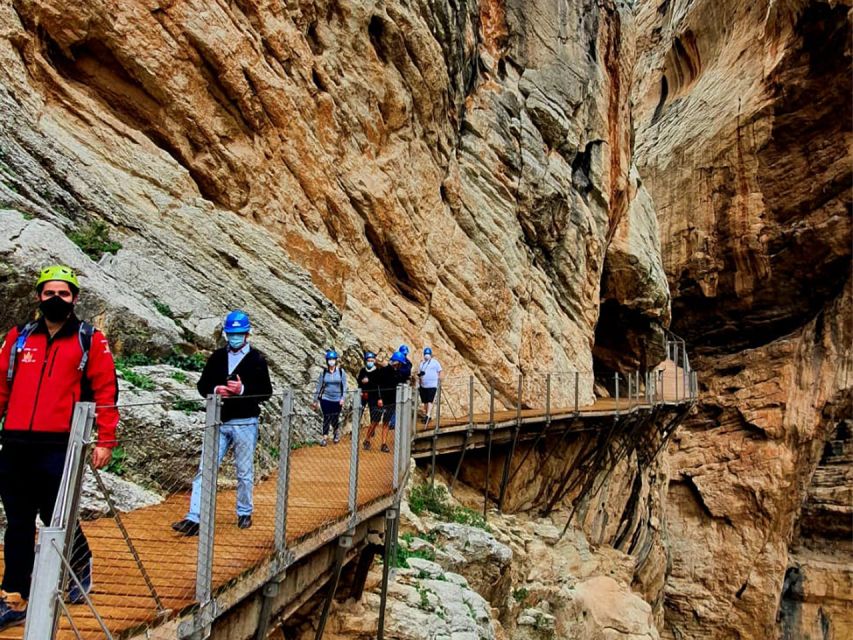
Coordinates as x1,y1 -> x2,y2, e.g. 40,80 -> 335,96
312,349 -> 347,445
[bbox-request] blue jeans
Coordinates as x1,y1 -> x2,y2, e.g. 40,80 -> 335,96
186,417 -> 259,523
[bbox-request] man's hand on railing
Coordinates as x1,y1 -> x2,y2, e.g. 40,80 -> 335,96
92,446 -> 112,469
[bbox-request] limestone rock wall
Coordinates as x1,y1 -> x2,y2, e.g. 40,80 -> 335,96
632,0 -> 852,637
0,0 -> 669,402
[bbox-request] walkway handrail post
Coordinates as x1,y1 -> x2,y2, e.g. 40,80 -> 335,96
614,373 -> 620,416
674,341 -> 680,401
430,380 -> 442,487
467,375 -> 474,433
274,389 -> 294,562
348,392 -> 362,527
484,383 -> 495,519
627,373 -> 632,407
25,401 -> 95,640
574,371 -> 580,413
195,393 -> 222,632
516,373 -> 523,424
393,385 -> 402,492
545,373 -> 551,423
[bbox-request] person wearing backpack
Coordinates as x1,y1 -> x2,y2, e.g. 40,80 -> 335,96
312,349 -> 347,445
0,265 -> 119,629
171,310 -> 272,536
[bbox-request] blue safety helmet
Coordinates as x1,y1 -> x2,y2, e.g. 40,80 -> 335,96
325,349 -> 338,360
364,351 -> 376,361
398,344 -> 410,356
224,310 -> 251,334
423,347 -> 432,356
390,351 -> 407,364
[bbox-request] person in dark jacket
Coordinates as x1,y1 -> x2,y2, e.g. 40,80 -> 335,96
364,354 -> 404,453
0,265 -> 119,628
172,310 -> 272,536
357,352 -> 383,450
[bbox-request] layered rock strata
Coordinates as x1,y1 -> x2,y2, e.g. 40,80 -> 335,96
632,0 -> 852,637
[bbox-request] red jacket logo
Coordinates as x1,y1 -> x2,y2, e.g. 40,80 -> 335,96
20,351 -> 35,364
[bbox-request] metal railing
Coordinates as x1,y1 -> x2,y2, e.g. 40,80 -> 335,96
23,383 -> 416,640
21,338 -> 697,638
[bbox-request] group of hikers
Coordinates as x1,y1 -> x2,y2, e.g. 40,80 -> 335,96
312,344 -> 444,450
0,264 -> 442,629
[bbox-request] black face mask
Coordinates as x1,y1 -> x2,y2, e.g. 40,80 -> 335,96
39,296 -> 74,323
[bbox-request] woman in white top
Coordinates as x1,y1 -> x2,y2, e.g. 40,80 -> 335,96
416,347 -> 443,427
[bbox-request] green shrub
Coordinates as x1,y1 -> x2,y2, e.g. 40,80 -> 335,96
512,587 -> 529,604
106,445 -> 128,476
170,371 -> 189,384
172,398 -> 203,414
153,300 -> 175,319
408,482 -> 490,531
164,350 -> 206,372
68,220 -> 122,260
116,366 -> 155,391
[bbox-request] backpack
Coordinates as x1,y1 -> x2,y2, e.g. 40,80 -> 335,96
7,321 -> 95,383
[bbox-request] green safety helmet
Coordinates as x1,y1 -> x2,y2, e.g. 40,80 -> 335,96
36,265 -> 80,292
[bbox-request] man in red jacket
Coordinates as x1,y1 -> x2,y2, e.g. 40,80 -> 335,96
0,265 -> 119,629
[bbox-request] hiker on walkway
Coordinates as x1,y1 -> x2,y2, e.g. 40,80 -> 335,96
357,351 -> 384,450
364,353 -> 405,453
312,349 -> 347,446
386,345 -> 413,433
396,344 -> 413,383
0,265 -> 119,628
172,310 -> 272,536
417,347 -> 443,427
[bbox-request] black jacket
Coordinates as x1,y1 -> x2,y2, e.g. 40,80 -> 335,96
357,366 -> 383,406
197,347 -> 273,422
377,365 -> 400,405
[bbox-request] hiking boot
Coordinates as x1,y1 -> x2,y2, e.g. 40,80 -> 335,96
333,430 -> 340,444
171,519 -> 199,536
380,443 -> 390,453
320,437 -> 328,447
0,592 -> 27,630
237,515 -> 252,529
67,558 -> 93,605
363,440 -> 371,450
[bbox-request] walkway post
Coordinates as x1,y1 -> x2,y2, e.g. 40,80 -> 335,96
484,383 -> 495,519
348,392 -> 361,527
614,373 -> 620,417
25,402 -> 95,640
274,389 -> 294,561
674,341 -> 680,401
451,377 -> 475,493
498,374 -> 523,511
545,373 -> 551,424
195,394 -> 221,637
430,381 -> 442,487
393,385 -> 403,493
574,371 -> 580,413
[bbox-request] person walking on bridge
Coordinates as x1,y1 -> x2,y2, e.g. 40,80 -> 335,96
0,265 -> 119,629
172,310 -> 272,536
312,349 -> 347,446
357,351 -> 382,450
417,347 -> 443,428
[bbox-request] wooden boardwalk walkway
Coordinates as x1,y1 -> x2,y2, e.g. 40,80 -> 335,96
0,362 -> 694,638
0,437 -> 394,639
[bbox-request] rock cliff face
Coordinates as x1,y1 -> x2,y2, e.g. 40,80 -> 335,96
0,0 -> 850,638
632,0 -> 852,637
0,0 -> 668,402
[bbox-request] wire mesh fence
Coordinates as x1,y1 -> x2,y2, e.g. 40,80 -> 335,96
20,375 -> 417,639
17,348 -> 697,638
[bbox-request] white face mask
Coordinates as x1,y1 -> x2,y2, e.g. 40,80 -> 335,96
366,361 -> 376,370
327,359 -> 337,368
424,354 -> 432,361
